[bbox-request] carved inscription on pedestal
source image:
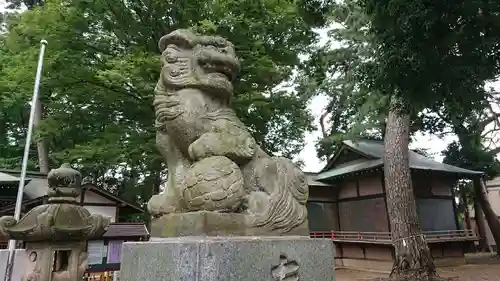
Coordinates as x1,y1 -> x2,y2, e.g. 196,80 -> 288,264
271,254 -> 299,281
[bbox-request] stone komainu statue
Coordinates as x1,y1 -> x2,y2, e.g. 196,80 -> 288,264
147,29 -> 309,235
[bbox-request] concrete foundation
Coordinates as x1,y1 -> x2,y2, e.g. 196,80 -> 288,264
335,242 -> 468,273
336,257 -> 466,273
119,236 -> 336,281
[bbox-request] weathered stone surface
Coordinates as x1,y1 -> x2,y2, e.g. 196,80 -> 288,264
147,29 -> 310,236
151,211 -> 309,237
0,164 -> 109,242
0,164 -> 109,281
120,236 -> 335,281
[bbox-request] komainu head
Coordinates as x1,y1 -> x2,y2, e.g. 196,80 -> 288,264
158,29 -> 241,100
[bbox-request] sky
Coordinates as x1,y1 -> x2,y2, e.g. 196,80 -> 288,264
1,3 -> 498,173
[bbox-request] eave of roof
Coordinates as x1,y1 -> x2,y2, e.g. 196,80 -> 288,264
320,144 -> 377,172
317,159 -> 383,181
304,172 -> 331,187
317,139 -> 484,181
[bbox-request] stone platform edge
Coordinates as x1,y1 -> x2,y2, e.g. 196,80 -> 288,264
119,235 -> 336,281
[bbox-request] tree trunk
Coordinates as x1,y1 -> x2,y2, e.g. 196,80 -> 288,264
384,96 -> 437,280
473,198 -> 489,252
462,198 -> 474,253
462,193 -> 471,230
381,118 -> 387,140
473,178 -> 500,255
34,100 -> 50,173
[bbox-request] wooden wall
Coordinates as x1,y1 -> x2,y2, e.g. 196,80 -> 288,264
308,186 -> 338,231
337,172 -> 390,232
307,171 -> 459,233
413,173 -> 459,231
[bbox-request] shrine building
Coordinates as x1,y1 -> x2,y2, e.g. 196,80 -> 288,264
306,139 -> 480,271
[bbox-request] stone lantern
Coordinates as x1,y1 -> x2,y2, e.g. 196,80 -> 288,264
0,164 -> 110,281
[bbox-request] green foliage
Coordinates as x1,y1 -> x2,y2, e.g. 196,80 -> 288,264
0,0 -> 331,205
348,0 -> 500,271
358,0 -> 500,112
441,93 -> 500,189
300,0 -> 425,159
330,0 -> 500,186
443,140 -> 500,179
356,0 -> 500,258
306,0 -> 500,161
296,0 -> 387,159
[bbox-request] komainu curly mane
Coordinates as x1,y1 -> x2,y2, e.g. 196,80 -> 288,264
147,29 -> 309,235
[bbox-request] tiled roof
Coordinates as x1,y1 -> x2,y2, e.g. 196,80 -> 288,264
103,223 -> 150,238
317,139 -> 483,181
317,158 -> 383,181
304,172 -> 330,187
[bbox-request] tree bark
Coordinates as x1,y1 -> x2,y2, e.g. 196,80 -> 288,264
461,193 -> 471,230
34,100 -> 50,174
473,178 -> 500,255
384,96 -> 437,280
473,198 -> 489,252
462,198 -> 474,253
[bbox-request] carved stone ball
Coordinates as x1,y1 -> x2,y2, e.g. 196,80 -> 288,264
183,156 -> 246,212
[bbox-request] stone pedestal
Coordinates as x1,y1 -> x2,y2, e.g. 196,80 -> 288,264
151,211 -> 310,237
120,236 -> 335,281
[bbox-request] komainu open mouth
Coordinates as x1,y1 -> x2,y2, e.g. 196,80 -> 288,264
203,62 -> 235,81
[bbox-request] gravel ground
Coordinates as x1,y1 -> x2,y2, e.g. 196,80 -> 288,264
335,264 -> 500,281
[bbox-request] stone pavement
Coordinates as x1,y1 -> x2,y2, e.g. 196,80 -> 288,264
335,264 -> 500,281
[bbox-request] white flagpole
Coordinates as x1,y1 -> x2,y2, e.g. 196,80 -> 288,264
3,39 -> 48,281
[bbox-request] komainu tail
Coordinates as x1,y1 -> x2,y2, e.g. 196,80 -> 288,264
248,157 -> 309,233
